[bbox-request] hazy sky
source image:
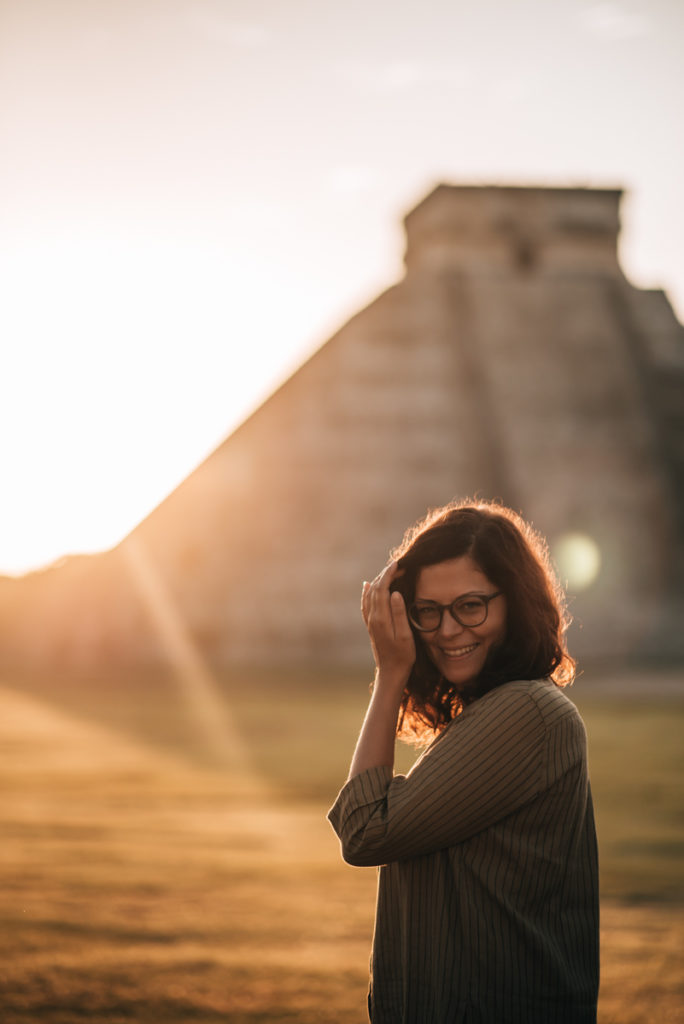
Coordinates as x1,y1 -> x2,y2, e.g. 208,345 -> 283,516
1,0 -> 682,574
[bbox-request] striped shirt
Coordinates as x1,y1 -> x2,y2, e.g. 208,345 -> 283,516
328,678 -> 599,1024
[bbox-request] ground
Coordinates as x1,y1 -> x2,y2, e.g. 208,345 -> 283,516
0,664 -> 682,1022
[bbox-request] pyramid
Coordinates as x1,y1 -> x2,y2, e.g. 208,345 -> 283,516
3,185 -> 684,669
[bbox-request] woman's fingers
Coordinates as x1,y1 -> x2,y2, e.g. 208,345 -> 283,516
367,561 -> 397,626
362,562 -> 411,639
389,588 -> 412,641
361,580 -> 371,625
360,561 -> 415,674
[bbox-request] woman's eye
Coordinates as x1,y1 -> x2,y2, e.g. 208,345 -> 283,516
413,605 -> 439,625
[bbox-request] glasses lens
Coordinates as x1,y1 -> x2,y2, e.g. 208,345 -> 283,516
452,596 -> 487,626
409,604 -> 441,631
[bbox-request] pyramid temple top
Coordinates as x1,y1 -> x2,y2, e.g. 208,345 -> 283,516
403,184 -> 623,274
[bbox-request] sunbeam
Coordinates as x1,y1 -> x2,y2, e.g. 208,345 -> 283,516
120,535 -> 265,791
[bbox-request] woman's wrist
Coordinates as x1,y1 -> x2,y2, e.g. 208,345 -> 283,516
373,666 -> 410,700
347,675 -> 406,780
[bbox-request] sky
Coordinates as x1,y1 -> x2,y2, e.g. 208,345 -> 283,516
1,0 -> 683,576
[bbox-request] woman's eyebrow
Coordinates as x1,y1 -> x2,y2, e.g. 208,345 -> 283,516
414,590 -> 487,602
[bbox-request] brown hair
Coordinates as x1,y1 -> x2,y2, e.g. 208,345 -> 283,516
389,499 -> 575,743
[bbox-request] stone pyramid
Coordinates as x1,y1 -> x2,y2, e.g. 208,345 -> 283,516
3,185 -> 683,669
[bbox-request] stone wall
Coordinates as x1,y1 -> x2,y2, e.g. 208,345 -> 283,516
2,185 -> 683,669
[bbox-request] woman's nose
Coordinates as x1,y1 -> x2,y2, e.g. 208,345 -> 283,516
438,610 -> 466,638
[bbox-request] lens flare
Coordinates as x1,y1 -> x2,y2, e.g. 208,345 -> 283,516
553,532 -> 601,591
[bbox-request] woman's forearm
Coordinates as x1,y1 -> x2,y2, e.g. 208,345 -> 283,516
349,563 -> 415,780
347,671 -> 407,780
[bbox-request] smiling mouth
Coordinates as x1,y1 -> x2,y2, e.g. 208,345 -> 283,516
439,642 -> 479,659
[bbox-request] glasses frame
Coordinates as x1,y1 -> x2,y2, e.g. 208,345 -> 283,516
407,591 -> 503,632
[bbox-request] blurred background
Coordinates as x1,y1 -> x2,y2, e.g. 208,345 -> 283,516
1,1 -> 682,1022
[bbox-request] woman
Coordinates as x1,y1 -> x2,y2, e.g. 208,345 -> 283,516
328,500 -> 599,1024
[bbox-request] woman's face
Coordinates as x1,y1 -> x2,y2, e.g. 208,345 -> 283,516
413,554 -> 507,690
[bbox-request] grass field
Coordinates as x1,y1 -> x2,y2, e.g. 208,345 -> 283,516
0,664 -> 682,1023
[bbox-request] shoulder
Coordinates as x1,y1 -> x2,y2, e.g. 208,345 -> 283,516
506,676 -> 581,713
482,676 -> 580,713
485,678 -> 589,779
464,678 -> 586,741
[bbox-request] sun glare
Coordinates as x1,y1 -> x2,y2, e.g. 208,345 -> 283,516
0,227 -> 327,577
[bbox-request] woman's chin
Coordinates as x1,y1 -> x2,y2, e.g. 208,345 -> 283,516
435,650 -> 485,688
446,674 -> 482,697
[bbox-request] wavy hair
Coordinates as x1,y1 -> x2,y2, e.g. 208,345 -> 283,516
389,499 -> 575,743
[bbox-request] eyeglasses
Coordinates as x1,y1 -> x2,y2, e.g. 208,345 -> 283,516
407,592 -> 502,632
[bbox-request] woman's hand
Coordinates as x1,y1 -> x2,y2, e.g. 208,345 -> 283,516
345,561 -> 416,779
361,561 -> 416,687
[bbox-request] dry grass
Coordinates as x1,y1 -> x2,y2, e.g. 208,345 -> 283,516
0,665 -> 682,1022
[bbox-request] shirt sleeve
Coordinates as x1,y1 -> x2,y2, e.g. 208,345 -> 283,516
327,684 -> 550,866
